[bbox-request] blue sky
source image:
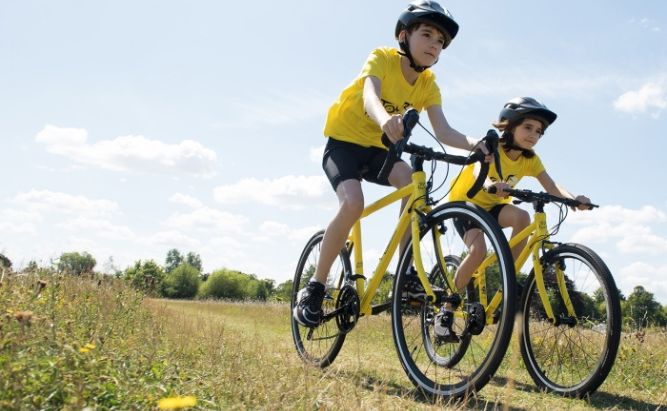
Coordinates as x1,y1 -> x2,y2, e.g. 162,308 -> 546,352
1,1 -> 666,304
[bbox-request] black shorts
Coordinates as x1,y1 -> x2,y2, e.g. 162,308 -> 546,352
453,204 -> 507,238
322,137 -> 406,191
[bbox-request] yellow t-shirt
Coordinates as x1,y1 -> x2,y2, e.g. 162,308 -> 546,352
323,47 -> 442,148
449,148 -> 545,210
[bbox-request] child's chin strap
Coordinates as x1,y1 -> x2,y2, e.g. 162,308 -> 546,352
398,40 -> 437,73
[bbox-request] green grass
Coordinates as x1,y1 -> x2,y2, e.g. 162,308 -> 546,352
1,272 -> 665,410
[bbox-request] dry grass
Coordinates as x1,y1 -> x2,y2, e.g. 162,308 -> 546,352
1,272 -> 664,410
152,299 -> 667,410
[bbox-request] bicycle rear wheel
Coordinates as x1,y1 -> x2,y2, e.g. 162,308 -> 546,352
291,230 -> 351,368
519,243 -> 621,397
391,202 -> 516,399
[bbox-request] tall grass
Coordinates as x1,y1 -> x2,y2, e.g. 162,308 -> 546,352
1,271 -> 665,410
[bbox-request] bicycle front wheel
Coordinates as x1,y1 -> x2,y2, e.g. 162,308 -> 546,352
291,230 -> 351,368
519,243 -> 621,397
391,201 -> 516,399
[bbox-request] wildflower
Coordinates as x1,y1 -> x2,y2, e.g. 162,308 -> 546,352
79,342 -> 96,353
157,396 -> 197,409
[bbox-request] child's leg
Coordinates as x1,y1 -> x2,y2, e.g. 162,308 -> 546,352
312,179 -> 364,284
454,228 -> 487,291
497,204 -> 530,260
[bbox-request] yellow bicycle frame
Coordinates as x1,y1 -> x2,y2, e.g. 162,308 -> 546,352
457,208 -> 576,324
348,168 -> 436,316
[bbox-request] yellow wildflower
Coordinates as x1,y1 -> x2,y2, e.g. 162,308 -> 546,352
79,342 -> 96,353
157,396 -> 197,409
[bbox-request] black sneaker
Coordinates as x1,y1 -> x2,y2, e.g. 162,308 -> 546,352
434,310 -> 460,343
293,281 -> 326,328
402,267 -> 443,300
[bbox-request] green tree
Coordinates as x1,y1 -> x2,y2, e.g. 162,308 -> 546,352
57,252 -> 96,275
124,260 -> 165,296
0,253 -> 12,270
624,285 -> 666,328
274,280 -> 293,302
163,263 -> 200,299
165,249 -> 183,273
185,252 -> 202,272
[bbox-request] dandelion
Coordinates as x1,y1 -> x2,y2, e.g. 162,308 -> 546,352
79,342 -> 96,353
157,396 -> 197,410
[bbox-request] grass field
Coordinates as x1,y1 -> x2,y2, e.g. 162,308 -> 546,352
1,273 -> 665,410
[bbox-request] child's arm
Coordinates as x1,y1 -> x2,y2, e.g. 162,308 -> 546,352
363,76 -> 404,144
426,105 -> 479,151
537,171 -> 591,210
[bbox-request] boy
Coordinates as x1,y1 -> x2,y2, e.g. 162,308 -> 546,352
294,1 -> 485,327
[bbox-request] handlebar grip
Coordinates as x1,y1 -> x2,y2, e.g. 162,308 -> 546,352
466,130 -> 499,199
377,108 -> 420,182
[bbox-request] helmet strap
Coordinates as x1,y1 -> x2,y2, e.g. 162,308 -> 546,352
501,131 -> 535,157
398,39 -> 430,73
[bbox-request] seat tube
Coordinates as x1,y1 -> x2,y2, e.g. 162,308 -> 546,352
350,221 -> 365,295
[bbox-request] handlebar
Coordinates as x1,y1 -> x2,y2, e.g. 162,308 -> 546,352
487,187 -> 598,209
378,110 -> 500,199
378,109 -> 420,182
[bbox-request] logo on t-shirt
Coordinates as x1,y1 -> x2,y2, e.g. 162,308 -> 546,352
381,99 -> 412,114
489,174 -> 519,187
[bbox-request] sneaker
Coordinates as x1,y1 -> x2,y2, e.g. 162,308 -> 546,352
402,267 -> 443,300
434,310 -> 460,343
293,281 -> 326,328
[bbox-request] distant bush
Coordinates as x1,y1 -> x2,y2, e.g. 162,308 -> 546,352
199,269 -> 274,300
57,252 -> 96,275
163,263 -> 200,299
124,260 -> 165,296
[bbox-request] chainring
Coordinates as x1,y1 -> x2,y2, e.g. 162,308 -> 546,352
335,284 -> 360,333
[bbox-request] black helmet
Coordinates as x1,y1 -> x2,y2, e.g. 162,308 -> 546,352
395,0 -> 459,49
499,97 -> 557,127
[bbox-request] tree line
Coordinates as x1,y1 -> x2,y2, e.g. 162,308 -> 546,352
2,251 -> 666,328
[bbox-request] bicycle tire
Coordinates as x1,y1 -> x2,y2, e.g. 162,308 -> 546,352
519,243 -> 621,397
291,230 -> 351,368
391,201 -> 516,399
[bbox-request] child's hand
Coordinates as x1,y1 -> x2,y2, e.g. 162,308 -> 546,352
382,114 -> 405,144
472,140 -> 493,163
491,183 -> 511,198
573,195 -> 592,211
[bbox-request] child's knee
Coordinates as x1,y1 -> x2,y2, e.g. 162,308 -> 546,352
516,209 -> 530,228
340,198 -> 364,218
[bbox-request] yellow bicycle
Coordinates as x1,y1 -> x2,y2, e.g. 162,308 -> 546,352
291,110 -> 517,399
467,187 -> 622,397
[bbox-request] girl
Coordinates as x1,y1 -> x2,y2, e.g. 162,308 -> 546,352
443,97 -> 592,340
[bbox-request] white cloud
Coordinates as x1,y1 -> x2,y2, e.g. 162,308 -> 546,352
618,261 -> 667,304
57,217 -> 136,241
144,230 -> 200,248
214,175 -> 331,210
169,193 -> 203,209
14,190 -> 120,216
258,221 -> 321,241
613,82 -> 667,116
165,207 -> 248,233
0,209 -> 42,234
568,205 -> 667,256
35,125 -> 218,177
